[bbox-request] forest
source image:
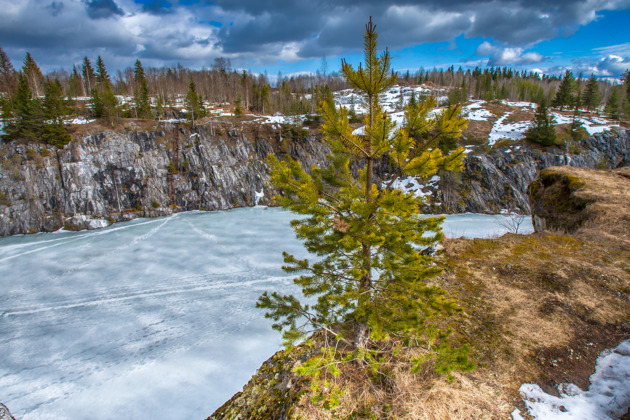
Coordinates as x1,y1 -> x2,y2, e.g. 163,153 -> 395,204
0,44 -> 629,148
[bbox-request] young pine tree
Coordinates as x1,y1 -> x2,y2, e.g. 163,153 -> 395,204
258,18 -> 472,390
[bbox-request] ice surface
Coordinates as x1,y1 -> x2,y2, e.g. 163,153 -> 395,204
0,208 -> 532,420
518,339 -> 630,419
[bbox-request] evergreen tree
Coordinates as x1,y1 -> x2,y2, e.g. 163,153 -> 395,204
258,18 -> 472,389
133,59 -> 151,118
43,79 -> 67,122
552,70 -> 576,111
525,101 -> 557,146
185,80 -> 204,124
233,94 -> 243,116
68,66 -> 83,99
0,46 -> 17,97
4,72 -> 44,141
42,78 -> 70,147
22,52 -> 44,97
605,86 -> 621,120
582,74 -> 601,112
91,56 -> 118,121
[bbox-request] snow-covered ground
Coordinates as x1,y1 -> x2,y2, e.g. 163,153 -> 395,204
334,84 -> 447,115
0,207 -> 534,420
513,339 -> 630,420
488,112 -> 532,145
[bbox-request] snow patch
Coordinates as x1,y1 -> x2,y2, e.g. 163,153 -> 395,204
488,113 -> 531,145
519,339 -> 630,419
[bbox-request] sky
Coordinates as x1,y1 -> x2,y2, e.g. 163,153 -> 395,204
0,0 -> 629,80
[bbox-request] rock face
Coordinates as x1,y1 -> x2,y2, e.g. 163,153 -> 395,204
0,125 -> 330,236
436,128 -> 630,214
0,124 -> 628,236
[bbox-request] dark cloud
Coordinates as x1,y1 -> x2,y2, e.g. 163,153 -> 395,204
206,0 -> 630,59
142,0 -> 173,15
0,0 -> 629,74
47,1 -> 65,16
85,0 -> 124,19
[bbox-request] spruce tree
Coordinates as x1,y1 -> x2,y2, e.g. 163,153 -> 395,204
133,59 -> 151,118
526,101 -> 557,146
552,70 -> 576,111
258,18 -> 472,388
583,74 -> 601,112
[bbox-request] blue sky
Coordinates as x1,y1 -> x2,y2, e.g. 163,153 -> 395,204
0,0 -> 628,79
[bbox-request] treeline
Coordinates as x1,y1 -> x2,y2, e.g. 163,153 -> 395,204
1,46 -> 629,146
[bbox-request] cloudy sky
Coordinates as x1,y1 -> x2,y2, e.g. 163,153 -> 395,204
1,0 -> 629,79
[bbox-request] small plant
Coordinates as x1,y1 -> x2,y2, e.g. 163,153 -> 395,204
0,191 -> 11,206
151,200 -> 160,208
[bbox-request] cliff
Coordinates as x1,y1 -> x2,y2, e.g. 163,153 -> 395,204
0,124 -> 628,236
0,123 -> 329,236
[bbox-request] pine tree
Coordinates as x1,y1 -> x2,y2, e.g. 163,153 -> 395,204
258,18 -> 472,388
22,52 -> 44,97
582,74 -> 601,112
526,101 -> 557,146
133,59 -> 151,119
552,70 -> 576,111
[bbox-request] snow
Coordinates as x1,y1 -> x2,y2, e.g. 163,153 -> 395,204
66,117 -> 95,125
466,107 -> 494,121
334,84 -> 443,115
517,339 -> 630,420
254,188 -> 264,206
488,112 -> 531,145
0,208 -> 535,420
503,100 -> 538,109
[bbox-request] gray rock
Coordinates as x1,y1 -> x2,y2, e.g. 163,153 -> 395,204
0,126 -> 330,236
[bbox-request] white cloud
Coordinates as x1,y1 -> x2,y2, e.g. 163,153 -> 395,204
474,42 -> 545,66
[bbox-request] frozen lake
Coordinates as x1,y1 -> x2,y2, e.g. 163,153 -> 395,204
0,208 -> 532,420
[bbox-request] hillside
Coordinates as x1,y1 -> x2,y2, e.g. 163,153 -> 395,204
209,166 -> 630,419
